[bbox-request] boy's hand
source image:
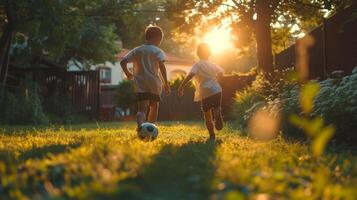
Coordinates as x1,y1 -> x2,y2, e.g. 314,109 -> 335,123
178,87 -> 184,97
163,84 -> 171,95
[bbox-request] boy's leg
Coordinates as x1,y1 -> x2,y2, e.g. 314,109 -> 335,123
148,101 -> 159,123
213,107 -> 223,131
137,100 -> 149,128
204,109 -> 215,140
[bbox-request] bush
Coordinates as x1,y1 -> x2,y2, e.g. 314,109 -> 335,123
232,67 -> 357,144
114,77 -> 195,113
232,90 -> 265,129
43,85 -> 72,123
312,68 -> 357,143
231,68 -> 297,130
115,80 -> 136,114
282,68 -> 357,142
169,75 -> 195,91
1,78 -> 49,125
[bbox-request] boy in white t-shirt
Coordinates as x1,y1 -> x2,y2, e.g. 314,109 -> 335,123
178,43 -> 224,140
120,26 -> 171,129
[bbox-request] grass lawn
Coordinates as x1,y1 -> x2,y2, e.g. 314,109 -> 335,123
0,122 -> 356,200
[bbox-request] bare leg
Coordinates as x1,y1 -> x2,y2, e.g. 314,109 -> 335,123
204,109 -> 215,140
213,107 -> 223,131
137,100 -> 149,128
148,101 -> 159,123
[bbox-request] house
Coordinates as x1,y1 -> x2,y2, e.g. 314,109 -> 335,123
69,49 -> 195,84
68,49 -> 195,120
115,49 -> 195,83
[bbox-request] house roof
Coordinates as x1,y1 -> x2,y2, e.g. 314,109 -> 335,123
117,49 -> 195,65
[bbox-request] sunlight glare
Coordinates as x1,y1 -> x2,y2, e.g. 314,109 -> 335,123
248,107 -> 281,141
203,26 -> 233,54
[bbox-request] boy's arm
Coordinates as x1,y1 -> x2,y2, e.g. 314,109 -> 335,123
158,61 -> 171,95
215,64 -> 224,81
120,59 -> 133,80
178,73 -> 195,97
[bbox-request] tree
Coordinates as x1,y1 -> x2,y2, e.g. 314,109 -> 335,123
0,0 -> 144,91
0,0 -> 152,104
0,0 -> 15,96
115,0 -> 185,56
166,0 -> 351,73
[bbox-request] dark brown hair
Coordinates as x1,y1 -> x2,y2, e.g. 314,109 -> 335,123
145,26 -> 163,41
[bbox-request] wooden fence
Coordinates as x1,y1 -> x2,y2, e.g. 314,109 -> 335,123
67,71 -> 100,118
6,68 -> 100,119
7,67 -> 255,121
159,89 -> 201,121
275,3 -> 357,79
158,74 -> 256,121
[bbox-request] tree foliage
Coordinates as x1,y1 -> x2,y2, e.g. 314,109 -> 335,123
166,0 -> 353,72
0,0 -> 144,68
116,0 -> 184,56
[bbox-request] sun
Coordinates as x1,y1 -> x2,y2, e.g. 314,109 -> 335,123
203,26 -> 233,54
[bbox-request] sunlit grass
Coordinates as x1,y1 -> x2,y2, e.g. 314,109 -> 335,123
0,122 -> 356,199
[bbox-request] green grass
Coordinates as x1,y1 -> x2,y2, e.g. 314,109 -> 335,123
0,122 -> 356,200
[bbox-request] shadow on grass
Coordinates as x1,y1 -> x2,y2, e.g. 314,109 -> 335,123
0,122 -> 136,134
19,142 -> 82,161
0,142 -> 82,165
0,121 -> 202,134
115,140 -> 218,200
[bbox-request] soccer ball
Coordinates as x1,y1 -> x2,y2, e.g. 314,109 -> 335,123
137,122 -> 158,141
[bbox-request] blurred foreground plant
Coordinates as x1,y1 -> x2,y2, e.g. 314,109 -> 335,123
289,82 -> 335,157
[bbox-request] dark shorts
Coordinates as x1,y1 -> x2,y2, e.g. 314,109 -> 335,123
201,92 -> 222,112
136,92 -> 161,102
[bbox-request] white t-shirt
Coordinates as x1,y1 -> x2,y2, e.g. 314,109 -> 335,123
190,60 -> 224,102
123,44 -> 166,95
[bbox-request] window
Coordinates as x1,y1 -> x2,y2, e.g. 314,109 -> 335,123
99,67 -> 111,83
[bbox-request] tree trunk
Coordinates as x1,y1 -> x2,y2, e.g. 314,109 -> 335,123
0,24 -> 12,74
0,33 -> 12,84
0,0 -> 15,101
255,0 -> 274,73
0,27 -> 12,102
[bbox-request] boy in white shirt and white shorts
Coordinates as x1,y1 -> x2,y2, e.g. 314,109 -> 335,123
120,26 -> 171,129
178,43 -> 224,140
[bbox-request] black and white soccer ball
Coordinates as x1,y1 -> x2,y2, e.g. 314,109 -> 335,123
137,122 -> 158,141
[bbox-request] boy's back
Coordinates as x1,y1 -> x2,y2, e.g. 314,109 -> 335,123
123,44 -> 166,95
191,60 -> 223,102
120,25 -> 170,129
177,42 -> 224,140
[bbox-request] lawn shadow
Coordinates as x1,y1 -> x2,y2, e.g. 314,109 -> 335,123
19,142 -> 82,161
115,140 -> 218,200
0,121 -> 136,134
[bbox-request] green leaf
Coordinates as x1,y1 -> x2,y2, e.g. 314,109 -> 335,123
305,117 -> 324,137
289,114 -> 309,130
289,115 -> 323,137
312,125 -> 335,157
225,191 -> 245,200
300,82 -> 320,114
